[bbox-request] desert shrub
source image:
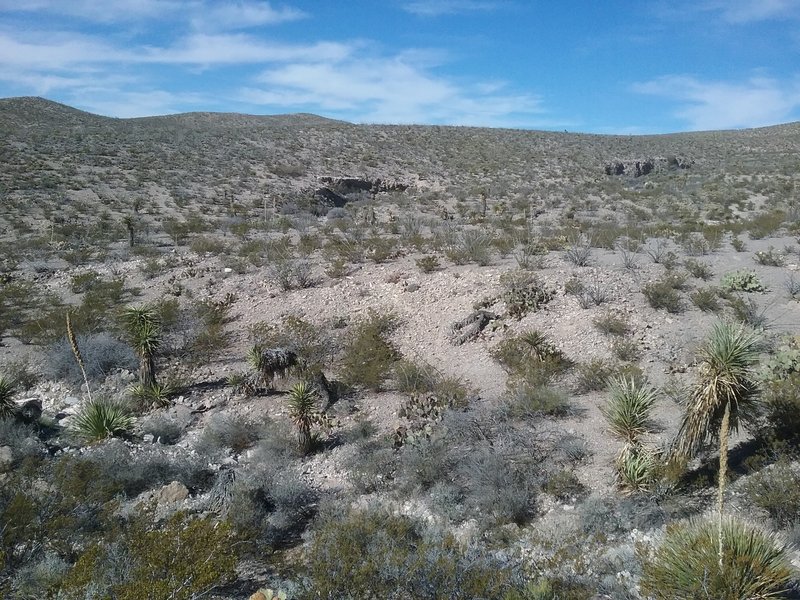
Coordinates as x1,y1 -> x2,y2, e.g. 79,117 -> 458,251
44,332 -> 136,386
785,273 -> 800,300
189,235 -> 228,255
642,279 -> 684,313
683,258 -> 713,280
571,277 -> 608,308
393,359 -> 440,395
250,315 -> 336,375
721,270 -> 767,293
130,380 -> 179,408
503,383 -> 573,419
499,269 -> 555,318
269,258 -> 316,291
747,209 -> 787,239
593,312 -> 628,336
563,235 -> 593,266
140,413 -> 184,445
62,511 -> 238,600
0,417 -> 42,463
339,311 -> 401,390
728,295 -> 770,329
492,330 -> 572,379
563,274 -> 585,297
399,433 -> 457,491
742,461 -> 800,527
70,397 -> 135,443
415,255 -> 440,273
754,247 -> 785,267
611,339 -> 641,362
758,372 -> 800,446
640,516 -> 794,600
575,359 -> 616,393
228,466 -> 318,548
731,235 -> 747,252
543,469 -> 586,501
304,508 -> 526,599
690,287 -> 722,312
1,357 -> 40,391
197,414 -> 261,455
10,552 -> 70,598
445,228 -> 494,265
681,232 -> 711,256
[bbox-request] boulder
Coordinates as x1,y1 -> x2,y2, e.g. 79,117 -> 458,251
155,481 -> 189,505
0,446 -> 13,472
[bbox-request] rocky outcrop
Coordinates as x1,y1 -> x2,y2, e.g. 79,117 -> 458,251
318,176 -> 408,195
604,156 -> 692,177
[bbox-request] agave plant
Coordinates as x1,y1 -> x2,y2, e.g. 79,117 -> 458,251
71,397 -> 135,443
0,375 -> 17,418
641,516 -> 793,600
602,375 -> 657,445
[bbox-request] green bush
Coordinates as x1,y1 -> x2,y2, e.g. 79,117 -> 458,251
491,330 -> 572,379
683,258 -> 713,280
340,311 -> 401,390
721,270 -> 767,293
611,339 -> 641,362
742,461 -> 800,527
754,247 -> 785,267
642,279 -> 684,313
503,383 -> 573,419
593,312 -> 628,336
62,511 -> 237,600
641,516 -> 794,600
575,359 -> 615,393
304,508 -> 527,598
690,287 -> 722,312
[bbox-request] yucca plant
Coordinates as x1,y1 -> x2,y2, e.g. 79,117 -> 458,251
0,375 -> 17,418
121,306 -> 162,388
615,443 -> 659,494
672,320 -> 761,565
71,397 -> 135,443
287,381 -> 321,455
130,381 -> 176,408
602,376 -> 657,445
641,516 -> 794,600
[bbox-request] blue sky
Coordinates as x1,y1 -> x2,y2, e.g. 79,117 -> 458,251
0,0 -> 799,133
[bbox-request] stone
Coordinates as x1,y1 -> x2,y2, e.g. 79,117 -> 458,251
155,481 -> 189,504
0,446 -> 13,472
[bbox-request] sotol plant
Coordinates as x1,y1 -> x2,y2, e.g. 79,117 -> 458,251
71,397 -> 135,443
287,381 -> 326,455
0,375 -> 16,418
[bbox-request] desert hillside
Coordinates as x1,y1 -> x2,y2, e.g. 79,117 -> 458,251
1,97 -> 800,599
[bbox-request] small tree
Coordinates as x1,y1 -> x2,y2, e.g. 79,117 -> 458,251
121,306 -> 161,389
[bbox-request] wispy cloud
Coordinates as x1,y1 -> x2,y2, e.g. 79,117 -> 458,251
701,0 -> 800,24
633,75 -> 800,129
242,52 -> 545,126
191,2 -> 307,30
402,0 -> 501,17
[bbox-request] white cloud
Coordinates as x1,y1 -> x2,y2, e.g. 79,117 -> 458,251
192,2 -> 307,30
702,0 -> 800,23
243,53 -> 544,126
0,0 -> 184,22
633,75 -> 800,130
402,1 -> 501,17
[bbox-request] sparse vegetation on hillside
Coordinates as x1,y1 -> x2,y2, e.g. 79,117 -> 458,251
1,98 -> 800,598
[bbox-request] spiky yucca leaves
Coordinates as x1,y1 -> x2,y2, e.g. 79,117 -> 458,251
71,397 -> 135,443
121,306 -> 161,388
0,375 -> 16,418
673,321 -> 761,460
130,381 -> 176,408
602,376 -> 658,445
288,381 -> 321,455
641,516 -> 794,600
248,345 -> 298,390
615,444 -> 660,494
